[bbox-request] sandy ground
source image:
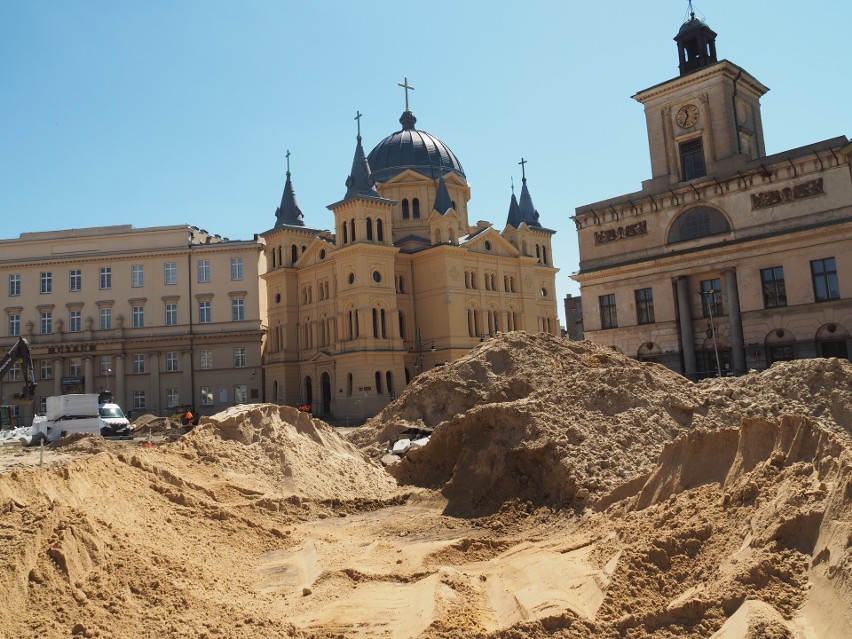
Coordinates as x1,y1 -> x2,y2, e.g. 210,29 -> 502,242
0,333 -> 850,638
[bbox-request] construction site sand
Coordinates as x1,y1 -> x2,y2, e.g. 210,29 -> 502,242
0,332 -> 850,638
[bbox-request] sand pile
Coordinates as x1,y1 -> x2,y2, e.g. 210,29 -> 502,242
0,333 -> 850,638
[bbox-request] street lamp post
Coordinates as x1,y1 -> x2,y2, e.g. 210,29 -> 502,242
700,289 -> 722,377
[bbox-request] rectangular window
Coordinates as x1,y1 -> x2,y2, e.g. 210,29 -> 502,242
133,390 -> 146,410
197,259 -> 210,283
234,384 -> 248,404
811,257 -> 840,302
8,314 -> 20,337
69,269 -> 82,292
760,267 -> 787,309
166,388 -> 180,408
201,386 -> 214,406
164,262 -> 177,285
599,294 -> 618,329
99,307 -> 112,330
40,272 -> 52,294
231,257 -> 244,281
700,279 -> 723,317
100,267 -> 112,290
231,298 -> 244,321
132,353 -> 145,374
8,363 -> 21,381
131,264 -> 144,288
69,310 -> 82,332
200,350 -> 213,369
132,305 -> 144,328
680,138 -> 706,181
165,303 -> 178,326
69,359 -> 82,377
198,300 -> 211,324
166,351 -> 179,372
233,347 -> 246,368
41,360 -> 53,380
8,274 -> 20,297
635,288 -> 655,325
40,312 -> 52,334
769,344 -> 796,364
100,356 -> 112,376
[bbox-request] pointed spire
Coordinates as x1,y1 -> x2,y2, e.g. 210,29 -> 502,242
432,177 -> 453,216
506,189 -> 521,228
274,150 -> 304,228
343,120 -> 378,201
517,159 -> 541,228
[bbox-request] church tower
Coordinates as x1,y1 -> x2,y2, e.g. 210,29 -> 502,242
633,7 -> 768,188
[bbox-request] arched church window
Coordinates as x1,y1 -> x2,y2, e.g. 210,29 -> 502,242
377,219 -> 384,242
375,371 -> 382,394
372,308 -> 379,338
398,312 -> 406,340
542,246 -> 548,266
402,199 -> 410,220
291,244 -> 298,265
413,198 -> 420,219
342,222 -> 348,244
667,206 -> 731,244
366,218 -> 373,240
350,219 -> 356,241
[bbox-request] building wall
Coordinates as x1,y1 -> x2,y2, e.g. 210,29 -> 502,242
0,225 -> 265,424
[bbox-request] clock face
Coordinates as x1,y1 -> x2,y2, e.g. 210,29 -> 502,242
676,104 -> 700,128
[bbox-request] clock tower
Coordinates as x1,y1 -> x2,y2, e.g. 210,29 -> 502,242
632,10 -> 768,189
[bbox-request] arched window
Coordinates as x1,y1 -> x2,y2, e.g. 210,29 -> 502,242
413,198 -> 420,218
377,219 -> 384,242
350,219 -> 356,241
347,373 -> 353,396
535,245 -> 541,261
668,206 -> 731,243
366,218 -> 374,240
271,249 -> 276,268
542,247 -> 548,265
372,308 -> 379,338
402,199 -> 410,220
404,368 -> 411,385
398,312 -> 406,340
291,244 -> 298,264
374,371 -> 382,394
385,371 -> 393,396
380,309 -> 387,338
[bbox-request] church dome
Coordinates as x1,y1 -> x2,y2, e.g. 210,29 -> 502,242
367,110 -> 466,183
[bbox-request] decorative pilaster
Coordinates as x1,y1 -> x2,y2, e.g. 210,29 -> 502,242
676,277 -> 697,377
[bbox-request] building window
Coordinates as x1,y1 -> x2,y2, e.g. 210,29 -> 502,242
233,347 -> 246,368
198,300 -> 211,324
201,350 -> 213,369
132,305 -> 144,328
412,198 -> 421,219
700,279 -> 723,317
69,310 -> 82,333
8,363 -> 21,381
680,137 -> 706,180
599,294 -> 617,329
768,344 -> 796,364
40,312 -> 52,334
232,298 -> 244,321
132,354 -> 145,374
9,274 -> 20,297
201,386 -> 214,406
164,351 -> 178,372
69,358 -> 82,377
166,388 -> 180,408
100,356 -> 111,376
41,360 -> 53,380
231,257 -> 244,281
69,269 -> 82,292
197,259 -> 210,283
40,272 -> 52,294
99,267 -> 112,290
234,384 -> 248,404
760,267 -> 787,309
811,258 -> 839,302
165,303 -> 178,326
635,288 -> 655,325
8,314 -> 20,337
164,262 -> 177,285
131,265 -> 144,288
132,390 -> 146,410
99,307 -> 112,330
401,199 -> 409,220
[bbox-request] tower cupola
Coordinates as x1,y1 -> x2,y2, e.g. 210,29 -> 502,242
675,3 -> 717,76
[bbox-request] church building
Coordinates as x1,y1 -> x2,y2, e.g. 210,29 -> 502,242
262,90 -> 559,420
572,10 -> 852,378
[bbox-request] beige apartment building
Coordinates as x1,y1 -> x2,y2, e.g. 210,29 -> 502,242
572,12 -> 852,378
263,104 -> 559,420
0,225 -> 265,425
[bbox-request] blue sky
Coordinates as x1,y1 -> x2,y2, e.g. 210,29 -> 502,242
2,1 -> 850,327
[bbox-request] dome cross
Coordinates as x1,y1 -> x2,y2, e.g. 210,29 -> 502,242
398,76 -> 415,111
